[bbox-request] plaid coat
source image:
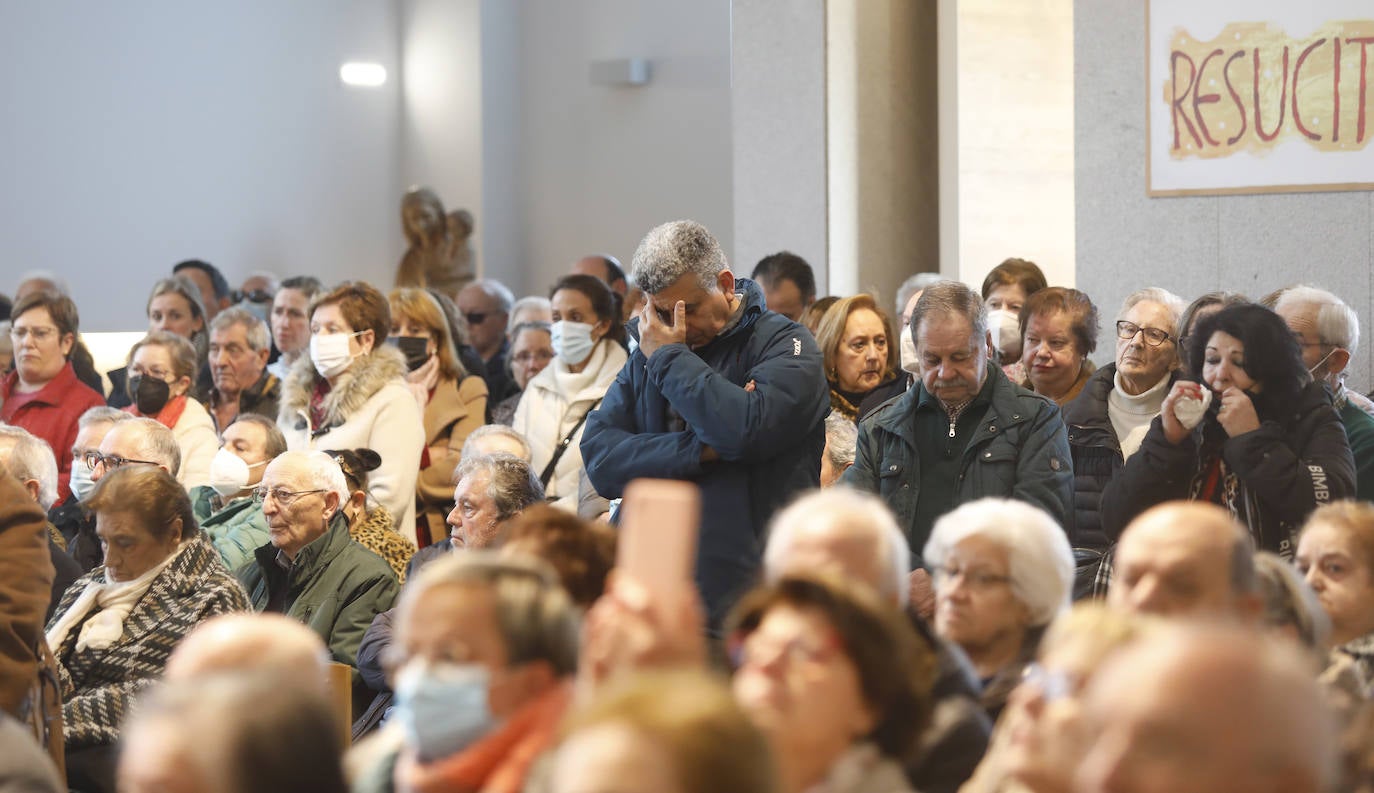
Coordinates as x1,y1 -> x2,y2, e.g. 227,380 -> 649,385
47,531 -> 251,748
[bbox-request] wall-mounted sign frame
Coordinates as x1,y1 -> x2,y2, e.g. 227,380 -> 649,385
1147,0 -> 1374,196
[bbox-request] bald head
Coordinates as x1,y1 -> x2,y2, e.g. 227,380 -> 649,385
1075,625 -> 1335,793
166,614 -> 330,693
1109,502 -> 1259,619
571,255 -> 627,295
95,417 -> 181,481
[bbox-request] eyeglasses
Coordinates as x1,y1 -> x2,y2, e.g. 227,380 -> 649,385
84,451 -> 162,471
1290,332 -> 1332,349
933,565 -> 1013,591
251,487 -> 328,506
463,312 -> 489,326
233,289 -> 273,304
730,631 -> 841,671
9,326 -> 60,342
1116,320 -> 1172,347
1021,662 -> 1078,701
129,366 -> 173,380
513,350 -> 554,364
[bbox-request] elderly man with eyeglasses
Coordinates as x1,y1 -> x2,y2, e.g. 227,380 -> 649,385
234,450 -> 398,712
1060,287 -> 1187,597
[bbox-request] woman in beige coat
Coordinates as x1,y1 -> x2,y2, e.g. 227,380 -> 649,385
390,288 -> 488,544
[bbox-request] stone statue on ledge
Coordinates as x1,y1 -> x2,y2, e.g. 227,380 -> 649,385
394,187 -> 475,298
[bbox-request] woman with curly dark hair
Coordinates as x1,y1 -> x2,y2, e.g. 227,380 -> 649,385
1102,303 -> 1356,554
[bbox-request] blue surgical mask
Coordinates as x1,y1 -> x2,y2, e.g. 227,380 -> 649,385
392,661 -> 496,763
551,320 -> 596,366
70,457 -> 97,502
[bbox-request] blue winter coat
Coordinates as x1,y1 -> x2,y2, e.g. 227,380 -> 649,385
580,278 -> 829,626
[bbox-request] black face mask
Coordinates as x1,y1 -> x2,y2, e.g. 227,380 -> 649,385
390,336 -> 431,372
128,375 -> 172,415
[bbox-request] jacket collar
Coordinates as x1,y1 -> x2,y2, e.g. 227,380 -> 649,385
103,533 -> 222,647
256,512 -> 353,584
280,345 -> 408,431
877,364 -> 1030,447
1,360 -> 83,406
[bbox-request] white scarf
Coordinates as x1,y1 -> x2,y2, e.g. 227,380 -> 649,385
1109,370 -> 1171,460
46,544 -> 183,654
550,338 -> 613,400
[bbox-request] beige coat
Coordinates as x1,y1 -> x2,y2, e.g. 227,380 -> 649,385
416,374 -> 488,543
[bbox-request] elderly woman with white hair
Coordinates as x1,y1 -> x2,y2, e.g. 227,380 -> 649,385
925,498 -> 1074,721
1061,287 -> 1185,596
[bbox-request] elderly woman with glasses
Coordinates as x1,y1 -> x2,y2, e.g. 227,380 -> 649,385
46,465 -> 251,791
1060,288 -> 1185,597
924,498 -> 1074,721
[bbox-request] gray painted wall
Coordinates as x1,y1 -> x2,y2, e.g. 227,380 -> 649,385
1075,0 -> 1374,391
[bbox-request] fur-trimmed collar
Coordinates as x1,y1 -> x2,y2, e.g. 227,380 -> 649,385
279,346 -> 410,432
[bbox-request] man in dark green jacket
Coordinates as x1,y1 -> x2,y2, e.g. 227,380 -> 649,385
234,450 -> 398,709
844,281 -> 1074,567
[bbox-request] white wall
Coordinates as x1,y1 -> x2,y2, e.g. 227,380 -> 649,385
942,0 -> 1076,290
0,1 -> 404,331
512,0 -> 734,297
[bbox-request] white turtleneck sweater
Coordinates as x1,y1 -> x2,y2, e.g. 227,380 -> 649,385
1108,370 -> 1171,460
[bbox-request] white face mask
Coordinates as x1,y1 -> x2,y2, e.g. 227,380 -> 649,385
70,458 -> 97,502
899,326 -> 920,374
987,309 -> 1021,360
551,320 -> 596,365
208,447 -> 266,498
309,332 -> 361,379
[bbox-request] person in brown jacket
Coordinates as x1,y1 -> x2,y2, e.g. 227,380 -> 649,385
0,459 -> 55,720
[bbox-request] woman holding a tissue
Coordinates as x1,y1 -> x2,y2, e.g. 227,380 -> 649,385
512,274 -> 627,512
1100,303 -> 1355,556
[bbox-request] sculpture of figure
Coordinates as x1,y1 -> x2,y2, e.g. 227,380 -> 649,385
395,187 -> 475,298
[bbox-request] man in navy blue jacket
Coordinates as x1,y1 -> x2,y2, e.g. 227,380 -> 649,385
581,220 -> 829,627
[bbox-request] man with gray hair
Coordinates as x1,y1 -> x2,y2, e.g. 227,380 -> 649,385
821,411 -> 858,487
234,450 -> 399,709
844,280 -> 1073,570
458,279 -> 519,402
0,425 -> 81,619
205,306 -> 281,434
582,219 -> 829,628
90,416 -> 181,484
1275,284 -> 1374,501
48,407 -> 133,571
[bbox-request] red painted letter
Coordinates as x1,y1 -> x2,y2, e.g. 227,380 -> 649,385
1193,48 -> 1225,146
1171,50 -> 1202,150
1253,46 -> 1290,142
1293,38 -> 1326,141
1348,37 -> 1374,143
1223,50 -> 1249,145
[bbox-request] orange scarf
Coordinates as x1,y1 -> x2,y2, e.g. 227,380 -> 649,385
393,680 -> 572,793
124,393 -> 188,430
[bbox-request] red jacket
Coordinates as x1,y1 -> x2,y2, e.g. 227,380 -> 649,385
0,363 -> 106,503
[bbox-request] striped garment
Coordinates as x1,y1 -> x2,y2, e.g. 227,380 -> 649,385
47,531 -> 252,748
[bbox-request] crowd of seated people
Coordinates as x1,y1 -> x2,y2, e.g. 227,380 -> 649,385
4,225 -> 1374,793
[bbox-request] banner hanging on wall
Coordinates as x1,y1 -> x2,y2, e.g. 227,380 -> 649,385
1147,0 -> 1374,196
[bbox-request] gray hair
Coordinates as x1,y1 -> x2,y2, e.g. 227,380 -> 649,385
1253,551 -> 1330,653
278,450 -> 349,505
108,417 -> 182,477
923,497 -> 1074,626
470,279 -> 515,313
403,551 -> 579,675
454,453 -> 544,521
210,305 -> 272,353
630,220 -> 728,295
909,280 -> 988,347
895,273 -> 944,316
0,424 -> 59,510
507,296 -> 552,332
1276,284 -> 1361,356
823,412 -> 858,470
1119,287 -> 1186,330
764,488 -> 912,606
78,405 -> 134,432
461,425 -> 532,463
